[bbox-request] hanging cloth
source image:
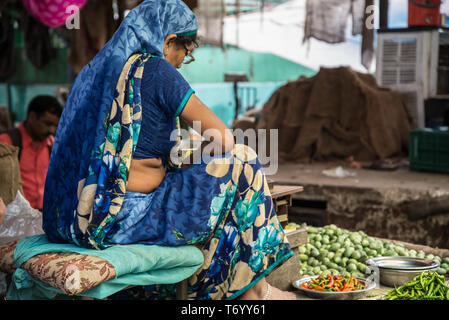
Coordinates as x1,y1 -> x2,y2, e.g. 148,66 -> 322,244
361,0 -> 375,70
303,0 -> 374,70
67,0 -> 119,74
0,10 -> 17,81
22,0 -> 88,28
196,0 -> 225,47
303,0 -> 353,44
23,13 -> 56,69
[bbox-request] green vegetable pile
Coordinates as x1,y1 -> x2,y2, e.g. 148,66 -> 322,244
288,223 -> 449,278
383,271 -> 449,300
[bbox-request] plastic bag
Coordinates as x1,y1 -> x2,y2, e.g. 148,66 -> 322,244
0,191 -> 44,246
322,166 -> 356,178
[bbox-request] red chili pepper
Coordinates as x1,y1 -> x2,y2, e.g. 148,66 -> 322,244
303,274 -> 366,292
313,284 -> 325,291
327,274 -> 334,287
340,276 -> 351,291
336,282 -> 342,291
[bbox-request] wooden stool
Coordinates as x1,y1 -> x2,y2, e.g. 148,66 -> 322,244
271,185 -> 303,228
176,279 -> 189,300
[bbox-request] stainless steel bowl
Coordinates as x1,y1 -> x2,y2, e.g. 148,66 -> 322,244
366,256 -> 439,287
292,276 -> 376,300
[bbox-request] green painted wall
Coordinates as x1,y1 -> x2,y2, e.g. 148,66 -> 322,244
178,45 -> 316,126
0,28 -> 70,123
1,44 -> 316,124
0,85 -> 7,106
179,45 -> 316,83
6,84 -> 67,123
191,81 -> 285,127
6,48 -> 69,85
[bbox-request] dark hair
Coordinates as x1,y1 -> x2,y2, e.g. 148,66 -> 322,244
174,33 -> 199,49
27,95 -> 63,118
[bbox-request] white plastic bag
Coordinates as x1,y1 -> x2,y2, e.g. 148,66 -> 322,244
322,166 -> 357,178
0,191 -> 44,246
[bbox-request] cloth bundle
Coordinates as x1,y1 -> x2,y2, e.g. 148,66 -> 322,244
0,143 -> 23,207
0,9 -> 16,81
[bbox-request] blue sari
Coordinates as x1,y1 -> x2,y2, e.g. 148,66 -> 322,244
42,0 -> 293,300
43,0 -> 199,249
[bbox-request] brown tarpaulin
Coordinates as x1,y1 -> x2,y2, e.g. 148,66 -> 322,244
256,67 -> 414,163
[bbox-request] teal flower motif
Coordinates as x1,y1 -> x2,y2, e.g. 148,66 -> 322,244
98,142 -> 106,157
131,122 -> 141,146
248,223 -> 283,272
118,162 -> 128,182
107,122 -> 121,145
234,192 -> 263,232
208,183 -> 236,230
249,250 -> 264,273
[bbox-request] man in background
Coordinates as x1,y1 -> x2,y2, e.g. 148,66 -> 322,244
0,95 -> 62,211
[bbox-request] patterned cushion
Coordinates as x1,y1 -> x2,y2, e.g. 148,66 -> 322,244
0,240 -> 17,274
0,241 -> 116,296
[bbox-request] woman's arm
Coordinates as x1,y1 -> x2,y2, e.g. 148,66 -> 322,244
180,94 -> 235,154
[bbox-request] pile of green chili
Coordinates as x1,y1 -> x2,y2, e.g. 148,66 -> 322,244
383,271 -> 449,300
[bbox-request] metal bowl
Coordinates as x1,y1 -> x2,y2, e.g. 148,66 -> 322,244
366,256 -> 439,287
292,276 -> 376,300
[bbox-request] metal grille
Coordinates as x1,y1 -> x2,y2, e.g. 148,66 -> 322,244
380,38 -> 418,86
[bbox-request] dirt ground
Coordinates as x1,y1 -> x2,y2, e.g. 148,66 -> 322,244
272,162 -> 449,193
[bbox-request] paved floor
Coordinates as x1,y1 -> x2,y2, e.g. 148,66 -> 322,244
271,162 -> 449,194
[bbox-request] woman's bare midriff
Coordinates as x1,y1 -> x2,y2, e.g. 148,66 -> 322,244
126,158 -> 166,194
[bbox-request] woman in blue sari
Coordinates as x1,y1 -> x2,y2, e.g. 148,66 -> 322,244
42,0 -> 296,300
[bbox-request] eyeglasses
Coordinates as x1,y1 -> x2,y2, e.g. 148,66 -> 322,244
183,46 -> 195,65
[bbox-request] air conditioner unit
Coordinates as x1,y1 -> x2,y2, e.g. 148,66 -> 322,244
376,28 -> 449,128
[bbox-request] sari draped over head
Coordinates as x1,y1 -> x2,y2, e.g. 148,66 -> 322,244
42,0 -> 199,249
